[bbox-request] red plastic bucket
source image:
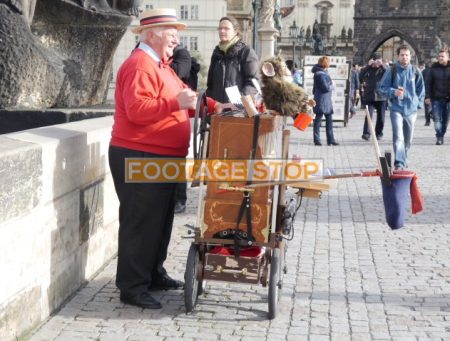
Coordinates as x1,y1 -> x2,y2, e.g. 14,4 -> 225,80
294,112 -> 313,131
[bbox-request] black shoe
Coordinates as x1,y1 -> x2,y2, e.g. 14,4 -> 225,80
174,201 -> 186,214
120,292 -> 162,309
327,142 -> 339,146
151,275 -> 184,290
361,134 -> 370,141
425,121 -> 430,126
436,137 -> 444,145
314,141 -> 322,146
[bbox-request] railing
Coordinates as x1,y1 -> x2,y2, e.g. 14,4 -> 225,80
275,36 -> 354,62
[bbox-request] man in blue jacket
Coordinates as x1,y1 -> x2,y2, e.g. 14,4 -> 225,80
379,45 -> 425,170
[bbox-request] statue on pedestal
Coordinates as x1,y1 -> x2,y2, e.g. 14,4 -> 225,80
273,0 -> 282,31
312,19 -> 320,39
313,33 -> 324,55
347,27 -> 353,40
306,25 -> 311,41
341,26 -> 347,41
259,0 -> 275,26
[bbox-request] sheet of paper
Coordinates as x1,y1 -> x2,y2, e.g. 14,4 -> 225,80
251,78 -> 262,94
225,86 -> 244,109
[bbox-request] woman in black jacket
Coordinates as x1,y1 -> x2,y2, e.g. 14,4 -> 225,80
206,16 -> 259,103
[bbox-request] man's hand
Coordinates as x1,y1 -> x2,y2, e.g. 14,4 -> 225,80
176,89 -> 197,110
425,98 -> 432,106
394,87 -> 404,98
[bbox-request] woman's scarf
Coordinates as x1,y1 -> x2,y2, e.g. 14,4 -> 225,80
218,35 -> 240,54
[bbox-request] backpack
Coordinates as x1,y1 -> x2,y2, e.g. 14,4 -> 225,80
390,64 -> 421,85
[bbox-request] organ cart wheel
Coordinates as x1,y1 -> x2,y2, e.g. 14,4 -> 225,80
193,91 -> 209,160
268,248 -> 282,319
184,243 -> 202,313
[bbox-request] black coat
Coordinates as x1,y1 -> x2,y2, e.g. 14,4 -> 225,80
359,64 -> 387,102
206,40 -> 259,103
425,62 -> 450,100
170,46 -> 192,86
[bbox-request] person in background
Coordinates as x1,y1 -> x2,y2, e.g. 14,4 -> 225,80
109,8 -> 227,310
170,45 -> 194,214
286,60 -> 303,87
206,16 -> 259,103
312,55 -> 339,146
349,63 -> 360,118
425,49 -> 450,145
359,53 -> 387,140
420,60 -> 433,126
378,45 -> 425,170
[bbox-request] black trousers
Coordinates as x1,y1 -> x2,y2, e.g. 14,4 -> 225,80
362,101 -> 386,137
108,145 -> 177,296
175,182 -> 187,204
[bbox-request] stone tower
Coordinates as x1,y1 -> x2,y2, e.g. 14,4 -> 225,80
353,0 -> 450,64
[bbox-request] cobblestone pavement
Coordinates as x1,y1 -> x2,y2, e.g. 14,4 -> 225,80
29,110 -> 450,340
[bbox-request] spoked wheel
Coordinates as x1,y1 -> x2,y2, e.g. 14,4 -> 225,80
184,243 -> 202,313
193,91 -> 209,160
268,248 -> 282,319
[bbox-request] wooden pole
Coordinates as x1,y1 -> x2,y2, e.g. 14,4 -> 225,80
364,105 -> 382,173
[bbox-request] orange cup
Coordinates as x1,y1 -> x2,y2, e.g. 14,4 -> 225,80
294,112 -> 313,131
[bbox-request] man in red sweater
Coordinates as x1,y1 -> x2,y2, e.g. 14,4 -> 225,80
109,8 -> 225,309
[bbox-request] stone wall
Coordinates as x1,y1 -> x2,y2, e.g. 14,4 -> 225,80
0,117 -> 119,340
353,0 -> 448,64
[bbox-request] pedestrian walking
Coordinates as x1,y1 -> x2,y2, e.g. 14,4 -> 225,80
359,53 -> 387,140
349,63 -> 360,118
379,45 -> 425,170
420,60 -> 434,126
425,49 -> 450,145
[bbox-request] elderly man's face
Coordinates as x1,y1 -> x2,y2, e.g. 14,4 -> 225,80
147,27 -> 179,60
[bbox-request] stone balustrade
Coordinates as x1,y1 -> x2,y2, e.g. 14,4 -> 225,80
0,117 -> 119,340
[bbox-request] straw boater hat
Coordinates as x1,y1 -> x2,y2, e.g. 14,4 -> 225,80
131,8 -> 187,34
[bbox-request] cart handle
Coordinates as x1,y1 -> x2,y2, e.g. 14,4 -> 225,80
217,184 -> 255,193
216,266 -> 248,275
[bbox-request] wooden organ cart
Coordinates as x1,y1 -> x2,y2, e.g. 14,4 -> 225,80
183,93 -> 330,319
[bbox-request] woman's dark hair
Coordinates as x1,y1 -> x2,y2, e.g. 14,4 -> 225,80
219,16 -> 241,36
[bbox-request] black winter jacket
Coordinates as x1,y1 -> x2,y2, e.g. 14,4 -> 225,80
359,64 -> 387,102
206,40 -> 259,103
425,62 -> 450,101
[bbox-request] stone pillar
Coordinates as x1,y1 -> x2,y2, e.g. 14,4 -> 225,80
257,0 -> 279,61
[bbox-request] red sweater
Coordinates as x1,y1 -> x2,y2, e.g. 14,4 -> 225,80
111,48 -> 215,157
